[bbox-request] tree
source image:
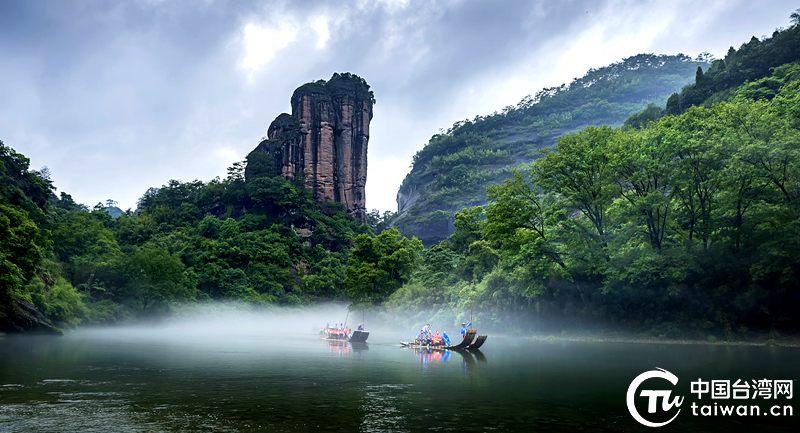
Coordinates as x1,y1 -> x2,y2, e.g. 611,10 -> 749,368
450,206 -> 485,254
0,204 -> 42,300
611,127 -> 675,252
122,248 -> 194,311
662,106 -> 725,246
535,126 -> 619,254
366,209 -> 395,234
344,228 -> 423,303
51,212 -> 120,261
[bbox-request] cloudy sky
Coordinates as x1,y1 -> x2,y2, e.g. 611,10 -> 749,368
0,0 -> 796,213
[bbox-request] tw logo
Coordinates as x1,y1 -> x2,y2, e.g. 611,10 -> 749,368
627,368 -> 684,427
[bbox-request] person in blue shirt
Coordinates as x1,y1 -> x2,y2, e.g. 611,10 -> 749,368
422,323 -> 430,334
442,331 -> 451,346
357,323 -> 364,330
460,322 -> 472,337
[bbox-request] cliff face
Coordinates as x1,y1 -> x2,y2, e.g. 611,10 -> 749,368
249,74 -> 374,222
0,297 -> 62,335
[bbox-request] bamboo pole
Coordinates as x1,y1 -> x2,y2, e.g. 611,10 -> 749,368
471,279 -> 474,325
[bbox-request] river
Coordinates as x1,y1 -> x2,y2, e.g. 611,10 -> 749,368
0,316 -> 797,432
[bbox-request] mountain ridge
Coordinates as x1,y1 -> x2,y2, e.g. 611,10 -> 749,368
392,53 -> 707,245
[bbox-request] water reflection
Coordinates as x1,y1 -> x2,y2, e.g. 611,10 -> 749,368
327,340 -> 368,359
1,330 -> 797,432
401,346 -> 489,378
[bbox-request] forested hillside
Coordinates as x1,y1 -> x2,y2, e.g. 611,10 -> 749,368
393,54 -> 707,245
385,80 -> 800,339
383,17 -> 800,338
623,19 -> 800,127
1,140 -> 420,331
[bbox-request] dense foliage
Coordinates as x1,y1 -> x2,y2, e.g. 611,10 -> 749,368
386,80 -> 800,338
666,22 -> 800,115
394,54 -> 706,244
624,20 -> 800,128
1,137 -> 421,328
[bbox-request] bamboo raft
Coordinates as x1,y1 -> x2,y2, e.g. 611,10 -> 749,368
400,329 -> 487,350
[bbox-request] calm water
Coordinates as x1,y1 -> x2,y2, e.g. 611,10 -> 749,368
0,323 -> 797,432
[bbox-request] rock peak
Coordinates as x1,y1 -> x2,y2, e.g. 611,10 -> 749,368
248,73 -> 374,222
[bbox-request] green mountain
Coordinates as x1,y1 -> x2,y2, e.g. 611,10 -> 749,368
392,54 -> 708,245
382,17 -> 800,336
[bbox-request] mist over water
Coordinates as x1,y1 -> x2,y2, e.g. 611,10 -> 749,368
1,304 -> 797,432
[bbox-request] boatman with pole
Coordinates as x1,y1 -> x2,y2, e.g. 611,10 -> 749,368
460,322 -> 472,337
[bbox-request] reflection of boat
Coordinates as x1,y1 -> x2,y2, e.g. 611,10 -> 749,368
470,348 -> 487,364
402,345 -> 486,366
328,340 -> 369,358
400,329 -> 486,350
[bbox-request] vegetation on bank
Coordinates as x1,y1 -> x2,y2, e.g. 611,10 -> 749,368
382,15 -> 800,339
1,138 -> 418,329
384,79 -> 800,339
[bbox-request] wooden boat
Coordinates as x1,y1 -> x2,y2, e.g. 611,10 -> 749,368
348,330 -> 370,342
400,329 -> 486,350
469,334 -> 487,349
319,326 -> 369,342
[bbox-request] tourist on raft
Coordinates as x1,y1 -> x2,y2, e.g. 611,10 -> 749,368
412,327 -> 453,347
357,323 -> 364,331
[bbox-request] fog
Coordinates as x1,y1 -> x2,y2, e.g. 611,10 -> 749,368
67,302 -> 417,348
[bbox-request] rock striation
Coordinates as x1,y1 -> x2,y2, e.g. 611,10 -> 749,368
248,73 -> 374,222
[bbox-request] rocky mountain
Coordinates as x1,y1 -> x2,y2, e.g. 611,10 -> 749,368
247,73 -> 374,222
393,54 -> 707,245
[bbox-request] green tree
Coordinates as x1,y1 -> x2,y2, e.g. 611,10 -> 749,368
122,248 -> 194,311
51,212 -> 120,261
534,126 -> 619,255
611,127 -> 675,252
344,228 -> 423,303
0,204 -> 43,300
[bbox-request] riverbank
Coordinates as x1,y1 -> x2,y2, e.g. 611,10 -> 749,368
525,331 -> 800,347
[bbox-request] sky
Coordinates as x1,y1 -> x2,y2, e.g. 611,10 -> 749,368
0,0 -> 797,213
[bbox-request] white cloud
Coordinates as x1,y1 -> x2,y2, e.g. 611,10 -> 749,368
239,22 -> 298,73
365,155 -> 410,212
311,17 -> 330,49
